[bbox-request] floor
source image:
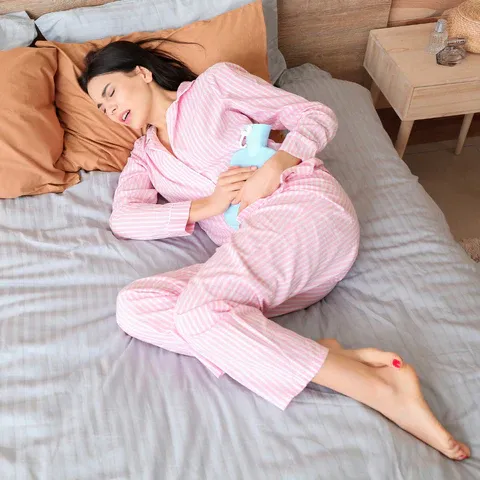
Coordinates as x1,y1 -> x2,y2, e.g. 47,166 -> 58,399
402,136 -> 480,241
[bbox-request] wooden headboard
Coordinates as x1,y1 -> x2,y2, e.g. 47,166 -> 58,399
0,0 -> 393,84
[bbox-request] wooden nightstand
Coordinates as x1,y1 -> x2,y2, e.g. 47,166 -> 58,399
364,23 -> 480,158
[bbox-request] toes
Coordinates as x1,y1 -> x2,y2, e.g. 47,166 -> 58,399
456,451 -> 468,461
319,344 -> 404,369
447,438 -> 470,460
458,443 -> 471,459
355,348 -> 403,368
387,352 -> 403,369
452,444 -> 462,454
452,444 -> 463,458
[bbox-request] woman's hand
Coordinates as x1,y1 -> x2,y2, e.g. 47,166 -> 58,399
234,151 -> 300,212
208,166 -> 258,217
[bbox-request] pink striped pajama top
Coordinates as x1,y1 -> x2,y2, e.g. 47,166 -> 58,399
110,62 -> 337,245
112,62 -> 360,410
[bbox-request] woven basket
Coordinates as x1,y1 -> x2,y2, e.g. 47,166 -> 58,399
445,0 -> 480,53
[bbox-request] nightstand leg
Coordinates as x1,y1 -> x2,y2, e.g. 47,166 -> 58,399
455,113 -> 474,155
395,120 -> 414,158
370,81 -> 381,107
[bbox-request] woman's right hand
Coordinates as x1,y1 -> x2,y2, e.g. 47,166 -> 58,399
208,166 -> 258,216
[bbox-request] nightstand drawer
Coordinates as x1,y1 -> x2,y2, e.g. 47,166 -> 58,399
407,82 -> 480,120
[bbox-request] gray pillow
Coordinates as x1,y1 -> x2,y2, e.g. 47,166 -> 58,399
35,0 -> 287,83
0,11 -> 36,50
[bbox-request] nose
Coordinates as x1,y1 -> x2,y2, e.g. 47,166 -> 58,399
106,103 -> 118,118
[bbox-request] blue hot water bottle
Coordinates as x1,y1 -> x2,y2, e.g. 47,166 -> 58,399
224,124 -> 276,230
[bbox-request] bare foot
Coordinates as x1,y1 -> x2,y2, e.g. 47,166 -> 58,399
375,364 -> 470,460
317,338 -> 403,368
316,339 -> 470,461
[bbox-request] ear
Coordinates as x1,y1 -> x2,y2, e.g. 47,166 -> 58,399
135,66 -> 153,84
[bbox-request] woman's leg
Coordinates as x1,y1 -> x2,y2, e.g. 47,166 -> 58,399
116,263 -> 223,377
173,168 -> 360,410
312,340 -> 470,460
116,166 -> 469,459
170,167 -> 468,460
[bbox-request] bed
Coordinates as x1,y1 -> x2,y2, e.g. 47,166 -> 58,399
1,1 -> 479,479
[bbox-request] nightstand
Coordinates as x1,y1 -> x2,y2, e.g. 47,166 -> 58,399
364,23 -> 480,158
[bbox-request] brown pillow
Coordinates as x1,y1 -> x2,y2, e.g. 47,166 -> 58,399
0,48 -> 80,198
36,1 -> 270,173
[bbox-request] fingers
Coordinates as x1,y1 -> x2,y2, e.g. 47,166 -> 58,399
218,173 -> 255,187
221,168 -> 257,180
231,185 -> 244,205
219,166 -> 257,181
224,180 -> 247,192
238,201 -> 248,213
227,166 -> 257,173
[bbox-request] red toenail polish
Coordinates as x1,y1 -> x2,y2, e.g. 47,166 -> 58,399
393,359 -> 401,368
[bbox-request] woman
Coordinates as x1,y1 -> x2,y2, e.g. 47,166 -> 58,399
79,41 -> 469,460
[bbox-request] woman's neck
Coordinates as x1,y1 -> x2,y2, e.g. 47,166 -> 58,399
148,83 -> 177,130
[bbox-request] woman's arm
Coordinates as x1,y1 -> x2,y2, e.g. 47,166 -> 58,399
188,196 -> 218,223
109,159 -> 231,238
205,62 -> 338,164
110,148 -> 196,240
110,143 -> 256,239
205,63 -> 338,211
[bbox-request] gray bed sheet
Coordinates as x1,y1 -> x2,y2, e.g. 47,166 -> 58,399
1,64 -> 479,480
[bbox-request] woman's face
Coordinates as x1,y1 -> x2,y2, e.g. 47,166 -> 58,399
87,66 -> 153,129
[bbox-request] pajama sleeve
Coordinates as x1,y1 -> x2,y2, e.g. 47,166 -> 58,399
109,140 -> 195,240
205,62 -> 338,161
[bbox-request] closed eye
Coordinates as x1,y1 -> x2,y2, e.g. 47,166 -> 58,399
96,82 -> 113,111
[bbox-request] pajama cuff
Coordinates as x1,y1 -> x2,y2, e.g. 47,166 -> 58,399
168,201 -> 195,237
279,131 -> 322,162
276,341 -> 329,411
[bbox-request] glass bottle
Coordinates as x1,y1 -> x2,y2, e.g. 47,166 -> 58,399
436,38 -> 467,66
425,19 -> 448,54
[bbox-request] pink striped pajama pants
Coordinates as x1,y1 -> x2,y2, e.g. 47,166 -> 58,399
116,164 -> 360,410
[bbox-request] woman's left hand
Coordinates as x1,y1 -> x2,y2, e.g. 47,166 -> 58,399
233,151 -> 300,213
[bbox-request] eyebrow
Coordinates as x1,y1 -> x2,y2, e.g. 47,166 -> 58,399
96,83 -> 111,109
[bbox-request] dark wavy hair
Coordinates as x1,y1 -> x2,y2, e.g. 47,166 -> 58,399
78,38 -> 198,93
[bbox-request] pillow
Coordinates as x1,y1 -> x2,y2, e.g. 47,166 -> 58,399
35,0 -> 286,83
36,1 -> 270,173
0,48 -> 79,198
0,11 -> 37,50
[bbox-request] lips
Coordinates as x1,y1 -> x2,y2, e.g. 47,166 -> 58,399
119,110 -> 131,124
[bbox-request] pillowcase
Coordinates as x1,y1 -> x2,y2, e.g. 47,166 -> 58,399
35,0 -> 286,83
0,11 -> 37,50
0,48 -> 79,198
36,1 -> 270,173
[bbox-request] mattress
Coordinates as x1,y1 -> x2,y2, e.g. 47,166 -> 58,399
1,64 -> 479,479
